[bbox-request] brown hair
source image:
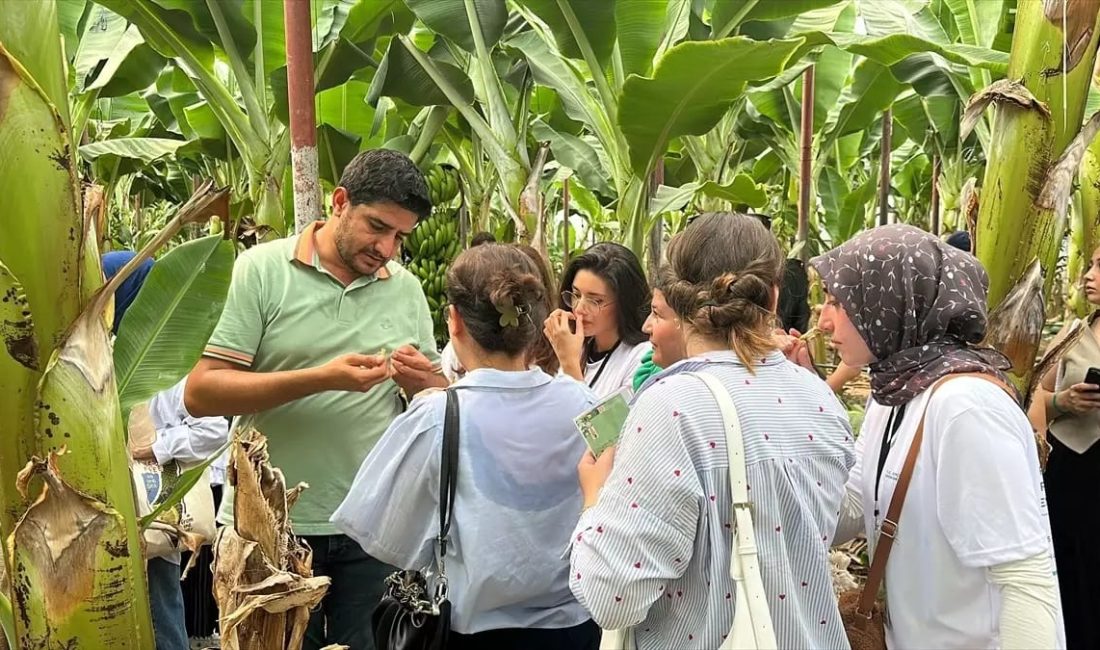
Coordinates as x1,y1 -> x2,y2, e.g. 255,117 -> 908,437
658,212 -> 783,368
446,244 -> 547,356
513,244 -> 560,375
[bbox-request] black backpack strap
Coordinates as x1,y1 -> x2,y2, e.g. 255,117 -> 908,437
437,389 -> 460,556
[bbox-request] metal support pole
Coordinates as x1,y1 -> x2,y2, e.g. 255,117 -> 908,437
284,0 -> 321,233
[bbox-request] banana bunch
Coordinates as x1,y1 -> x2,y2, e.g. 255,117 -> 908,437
425,165 -> 459,207
405,208 -> 462,343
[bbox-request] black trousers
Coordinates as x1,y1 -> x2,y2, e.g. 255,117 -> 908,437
302,534 -> 397,650
449,619 -> 601,650
1046,434 -> 1100,650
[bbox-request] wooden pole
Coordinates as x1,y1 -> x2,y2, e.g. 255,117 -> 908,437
930,153 -> 941,235
562,176 -> 571,268
797,66 -> 814,262
878,108 -> 892,226
648,158 -> 665,276
284,0 -> 321,233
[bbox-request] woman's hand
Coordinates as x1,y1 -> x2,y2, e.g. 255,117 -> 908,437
544,309 -> 585,379
775,328 -> 814,371
578,447 -> 616,509
1055,383 -> 1100,416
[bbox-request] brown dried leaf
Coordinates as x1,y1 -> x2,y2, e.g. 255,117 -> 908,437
9,450 -> 123,620
985,260 -> 1046,378
1044,0 -> 1100,74
962,80 -> 1051,142
1039,110 -> 1100,218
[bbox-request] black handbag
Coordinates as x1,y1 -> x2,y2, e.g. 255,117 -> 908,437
372,389 -> 460,650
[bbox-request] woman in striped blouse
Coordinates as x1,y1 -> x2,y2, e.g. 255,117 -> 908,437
568,213 -> 855,649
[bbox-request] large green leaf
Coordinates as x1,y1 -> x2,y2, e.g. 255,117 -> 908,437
367,37 -> 474,107
318,124 -> 363,186
824,60 -> 905,140
73,4 -> 128,88
857,0 -> 949,42
59,0 -> 90,60
317,80 -> 377,141
150,0 -> 256,56
796,31 -> 1009,74
404,0 -> 507,52
711,0 -> 847,38
79,137 -> 189,163
700,173 -> 768,208
94,0 -> 261,162
650,183 -> 699,215
242,0 -> 285,75
515,0 -> 617,68
943,0 -> 1004,47
619,36 -> 803,176
507,31 -> 615,150
615,0 -> 669,77
533,119 -> 614,197
113,235 -> 234,413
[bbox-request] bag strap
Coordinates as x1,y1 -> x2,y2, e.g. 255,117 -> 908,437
689,372 -> 778,649
856,372 -> 1013,616
438,388 -> 460,555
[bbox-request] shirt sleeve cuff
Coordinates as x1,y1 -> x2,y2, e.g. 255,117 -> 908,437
203,344 -> 255,367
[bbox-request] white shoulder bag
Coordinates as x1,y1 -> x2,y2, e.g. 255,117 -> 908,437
600,372 -> 777,650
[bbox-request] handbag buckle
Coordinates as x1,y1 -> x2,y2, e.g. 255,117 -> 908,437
879,518 -> 898,539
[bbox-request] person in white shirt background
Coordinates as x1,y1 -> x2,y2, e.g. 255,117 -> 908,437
103,251 -> 229,650
811,225 -> 1064,649
544,242 -> 651,398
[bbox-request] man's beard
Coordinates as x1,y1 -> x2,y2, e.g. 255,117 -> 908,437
334,225 -> 383,275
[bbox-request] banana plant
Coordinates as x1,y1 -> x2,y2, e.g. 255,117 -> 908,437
89,0 -> 408,236
973,0 -> 1100,308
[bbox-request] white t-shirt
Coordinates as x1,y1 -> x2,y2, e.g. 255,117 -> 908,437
583,340 -> 650,398
849,377 -> 1063,649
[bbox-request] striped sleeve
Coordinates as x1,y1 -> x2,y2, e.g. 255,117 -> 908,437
203,252 -> 263,367
569,378 -> 702,630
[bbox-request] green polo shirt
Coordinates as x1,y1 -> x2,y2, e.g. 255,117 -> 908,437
206,221 -> 440,535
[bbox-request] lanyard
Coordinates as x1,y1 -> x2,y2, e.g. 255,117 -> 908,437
586,339 -> 621,389
873,403 -> 908,518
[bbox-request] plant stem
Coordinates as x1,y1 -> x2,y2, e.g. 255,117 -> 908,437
206,0 -> 269,142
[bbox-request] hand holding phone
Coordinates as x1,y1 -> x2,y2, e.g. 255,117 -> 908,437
1057,367 -> 1100,416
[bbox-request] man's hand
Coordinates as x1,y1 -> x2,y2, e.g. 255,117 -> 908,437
320,352 -> 392,392
391,345 -> 447,396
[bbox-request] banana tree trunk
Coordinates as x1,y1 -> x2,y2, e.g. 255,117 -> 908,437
976,0 -> 1100,308
0,0 -> 155,646
1068,134 -> 1100,316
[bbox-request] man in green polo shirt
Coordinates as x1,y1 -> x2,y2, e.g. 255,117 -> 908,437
185,149 -> 446,650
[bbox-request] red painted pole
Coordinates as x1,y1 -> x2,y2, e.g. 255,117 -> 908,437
284,0 -> 321,233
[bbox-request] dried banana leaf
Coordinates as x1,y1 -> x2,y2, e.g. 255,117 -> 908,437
214,429 -> 329,650
984,260 -> 1046,380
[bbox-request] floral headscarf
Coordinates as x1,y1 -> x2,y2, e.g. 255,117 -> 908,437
810,224 -> 1011,406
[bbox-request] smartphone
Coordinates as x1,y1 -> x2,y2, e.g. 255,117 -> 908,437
1085,367 -> 1100,389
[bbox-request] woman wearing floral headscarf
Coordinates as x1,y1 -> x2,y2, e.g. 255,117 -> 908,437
813,225 -> 1064,649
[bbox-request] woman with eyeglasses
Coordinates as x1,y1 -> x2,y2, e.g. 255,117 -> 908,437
544,242 -> 652,397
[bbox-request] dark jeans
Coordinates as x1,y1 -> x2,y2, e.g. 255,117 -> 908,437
147,557 -> 189,650
302,534 -> 396,650
450,619 -> 601,650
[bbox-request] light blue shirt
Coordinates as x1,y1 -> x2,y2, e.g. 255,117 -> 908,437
332,367 -> 598,634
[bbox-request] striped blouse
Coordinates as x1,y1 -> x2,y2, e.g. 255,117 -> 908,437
569,351 -> 855,649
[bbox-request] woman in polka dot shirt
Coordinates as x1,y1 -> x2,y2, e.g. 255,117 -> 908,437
569,214 -> 855,649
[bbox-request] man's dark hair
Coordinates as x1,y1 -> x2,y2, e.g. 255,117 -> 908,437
470,232 -> 497,247
558,242 -> 651,346
338,149 -> 432,220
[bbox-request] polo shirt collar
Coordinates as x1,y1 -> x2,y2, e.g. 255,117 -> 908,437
288,220 -> 392,281
453,367 -> 553,390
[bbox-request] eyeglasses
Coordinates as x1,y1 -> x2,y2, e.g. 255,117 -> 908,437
562,290 -> 614,313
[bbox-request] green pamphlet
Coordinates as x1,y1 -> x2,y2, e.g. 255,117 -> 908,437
574,387 -> 632,458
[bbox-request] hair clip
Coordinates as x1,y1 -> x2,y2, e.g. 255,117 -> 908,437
495,297 -> 530,328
